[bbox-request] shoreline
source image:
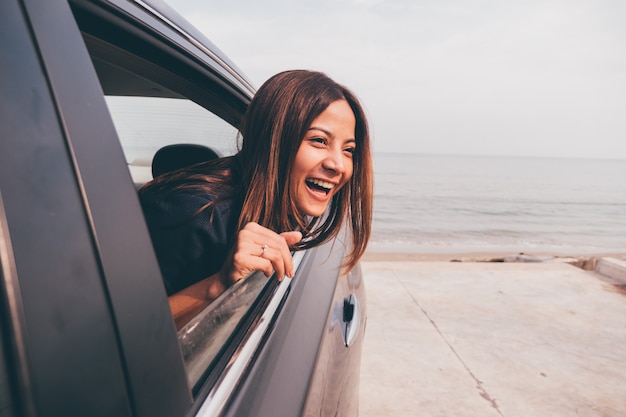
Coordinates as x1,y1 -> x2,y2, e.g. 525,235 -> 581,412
362,250 -> 626,270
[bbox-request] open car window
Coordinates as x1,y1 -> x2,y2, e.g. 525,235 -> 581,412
72,2 -> 281,397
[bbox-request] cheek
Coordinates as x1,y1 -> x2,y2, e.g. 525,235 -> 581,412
290,158 -> 305,185
344,159 -> 355,182
291,146 -> 309,178
289,159 -> 306,197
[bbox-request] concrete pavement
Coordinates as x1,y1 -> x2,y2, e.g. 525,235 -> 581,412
359,261 -> 626,417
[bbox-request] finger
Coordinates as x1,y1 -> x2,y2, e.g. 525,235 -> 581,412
280,231 -> 303,247
226,232 -> 271,281
279,231 -> 302,277
232,236 -> 285,279
260,247 -> 286,281
241,223 -> 298,278
262,238 -> 294,279
230,249 -> 274,280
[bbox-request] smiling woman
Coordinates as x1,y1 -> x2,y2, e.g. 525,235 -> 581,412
292,100 -> 356,217
139,70 -> 373,326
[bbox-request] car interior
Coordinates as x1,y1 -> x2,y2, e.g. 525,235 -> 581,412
151,144 -> 221,179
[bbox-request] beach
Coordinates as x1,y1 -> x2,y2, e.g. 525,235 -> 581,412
360,153 -> 626,415
358,252 -> 626,416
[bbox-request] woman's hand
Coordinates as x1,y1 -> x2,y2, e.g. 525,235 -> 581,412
221,222 -> 302,284
169,222 -> 301,329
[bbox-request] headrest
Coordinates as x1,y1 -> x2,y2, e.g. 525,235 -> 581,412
151,144 -> 220,178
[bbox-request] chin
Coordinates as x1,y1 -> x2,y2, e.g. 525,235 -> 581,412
298,204 -> 330,218
303,209 -> 325,218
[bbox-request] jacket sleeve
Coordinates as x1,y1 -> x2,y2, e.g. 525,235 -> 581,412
139,191 -> 237,295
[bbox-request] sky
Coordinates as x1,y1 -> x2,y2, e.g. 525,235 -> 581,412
165,0 -> 626,159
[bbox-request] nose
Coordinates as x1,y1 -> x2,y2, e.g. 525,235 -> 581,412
322,148 -> 345,174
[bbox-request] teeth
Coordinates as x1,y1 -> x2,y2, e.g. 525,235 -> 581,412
308,179 -> 335,190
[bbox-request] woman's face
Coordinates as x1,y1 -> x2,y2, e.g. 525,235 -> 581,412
290,99 -> 356,217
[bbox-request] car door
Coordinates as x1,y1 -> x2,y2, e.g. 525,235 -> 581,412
0,1 -> 190,416
1,1 -> 367,416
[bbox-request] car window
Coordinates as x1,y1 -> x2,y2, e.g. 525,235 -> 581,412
105,96 -> 239,186
73,5 -> 271,397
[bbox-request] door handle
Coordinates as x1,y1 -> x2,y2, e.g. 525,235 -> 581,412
342,294 -> 360,347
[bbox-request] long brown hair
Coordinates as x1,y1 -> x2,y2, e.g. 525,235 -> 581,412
143,70 -> 373,271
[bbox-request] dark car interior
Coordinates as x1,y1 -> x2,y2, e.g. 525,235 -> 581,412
151,143 -> 221,178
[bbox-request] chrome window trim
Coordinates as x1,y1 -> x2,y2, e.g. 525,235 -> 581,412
178,267 -> 269,389
193,250 -> 305,417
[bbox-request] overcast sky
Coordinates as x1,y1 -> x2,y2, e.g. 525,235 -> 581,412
166,0 -> 626,159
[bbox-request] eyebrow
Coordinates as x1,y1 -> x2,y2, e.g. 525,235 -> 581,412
307,126 -> 332,136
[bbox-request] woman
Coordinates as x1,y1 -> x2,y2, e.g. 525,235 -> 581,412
139,70 -> 373,326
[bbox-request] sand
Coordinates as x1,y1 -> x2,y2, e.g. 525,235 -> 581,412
362,250 -> 626,271
359,254 -> 626,416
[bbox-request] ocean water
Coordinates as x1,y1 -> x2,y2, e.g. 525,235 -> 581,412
370,153 -> 626,255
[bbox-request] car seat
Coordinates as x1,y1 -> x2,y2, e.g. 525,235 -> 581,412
151,144 -> 220,178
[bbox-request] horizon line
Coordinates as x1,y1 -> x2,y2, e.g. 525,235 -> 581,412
372,151 -> 626,161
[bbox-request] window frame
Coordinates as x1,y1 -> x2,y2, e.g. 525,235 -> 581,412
69,0 -> 307,413
1,0 -> 178,415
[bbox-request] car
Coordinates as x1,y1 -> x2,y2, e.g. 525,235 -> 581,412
0,1 -> 366,416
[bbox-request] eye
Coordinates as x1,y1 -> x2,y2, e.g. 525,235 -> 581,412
343,143 -> 356,156
309,137 -> 327,146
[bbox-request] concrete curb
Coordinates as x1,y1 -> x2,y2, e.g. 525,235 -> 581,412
595,257 -> 626,284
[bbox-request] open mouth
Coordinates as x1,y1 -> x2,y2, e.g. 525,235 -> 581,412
306,179 -> 335,195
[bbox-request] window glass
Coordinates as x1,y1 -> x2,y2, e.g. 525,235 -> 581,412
105,96 -> 239,185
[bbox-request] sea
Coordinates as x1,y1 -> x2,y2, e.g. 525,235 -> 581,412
369,153 -> 626,255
